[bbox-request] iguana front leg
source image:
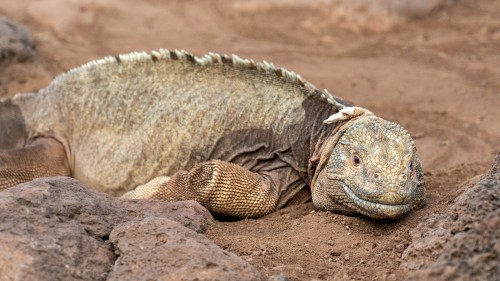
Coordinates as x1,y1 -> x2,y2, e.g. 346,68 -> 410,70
121,160 -> 279,218
0,137 -> 71,190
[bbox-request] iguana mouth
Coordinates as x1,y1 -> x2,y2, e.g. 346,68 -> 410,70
341,183 -> 412,219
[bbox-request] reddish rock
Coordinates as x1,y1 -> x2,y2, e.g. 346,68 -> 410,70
0,177 -> 242,281
108,217 -> 263,281
402,153 -> 500,280
0,177 -> 119,281
121,198 -> 213,233
0,16 -> 37,66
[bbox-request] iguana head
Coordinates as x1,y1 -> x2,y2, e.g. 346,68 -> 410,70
311,107 -> 425,219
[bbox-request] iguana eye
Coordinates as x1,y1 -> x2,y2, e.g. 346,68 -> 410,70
408,161 -> 414,171
352,154 -> 361,167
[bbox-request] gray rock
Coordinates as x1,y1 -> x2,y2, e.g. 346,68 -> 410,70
0,177 -> 120,281
268,273 -> 289,281
108,217 -> 263,281
0,177 -> 225,281
402,153 -> 500,280
0,16 -> 37,66
121,198 -> 213,233
383,0 -> 456,18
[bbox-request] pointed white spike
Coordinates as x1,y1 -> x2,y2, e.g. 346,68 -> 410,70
174,49 -> 184,59
151,50 -> 161,58
195,56 -> 205,65
160,49 -> 171,58
323,107 -> 374,124
232,54 -> 241,65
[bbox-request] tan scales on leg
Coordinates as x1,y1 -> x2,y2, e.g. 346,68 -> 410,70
122,160 -> 279,218
0,138 -> 71,190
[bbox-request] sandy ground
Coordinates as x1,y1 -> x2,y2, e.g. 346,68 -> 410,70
1,0 -> 499,280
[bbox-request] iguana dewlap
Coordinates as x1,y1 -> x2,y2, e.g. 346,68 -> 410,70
0,50 -> 425,219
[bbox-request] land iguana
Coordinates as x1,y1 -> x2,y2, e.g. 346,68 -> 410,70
0,49 -> 425,219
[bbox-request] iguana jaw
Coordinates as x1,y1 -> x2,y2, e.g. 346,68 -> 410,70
312,170 -> 414,219
339,181 -> 413,219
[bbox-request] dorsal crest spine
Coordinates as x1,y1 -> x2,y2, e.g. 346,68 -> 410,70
55,49 -> 341,107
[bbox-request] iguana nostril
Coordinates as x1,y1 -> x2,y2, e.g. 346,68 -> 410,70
378,191 -> 407,205
373,173 -> 380,179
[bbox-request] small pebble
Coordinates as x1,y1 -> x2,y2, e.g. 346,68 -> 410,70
344,254 -> 350,261
327,240 -> 334,246
330,250 -> 342,256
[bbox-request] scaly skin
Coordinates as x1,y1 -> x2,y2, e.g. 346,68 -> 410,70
311,113 -> 425,219
123,105 -> 425,219
0,49 -> 425,219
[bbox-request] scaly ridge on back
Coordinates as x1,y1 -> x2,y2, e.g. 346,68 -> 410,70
52,49 -> 341,109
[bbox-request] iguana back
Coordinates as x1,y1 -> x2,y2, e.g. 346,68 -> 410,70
15,50 -> 335,196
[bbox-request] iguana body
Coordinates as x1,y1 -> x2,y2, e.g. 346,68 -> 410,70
0,50 -> 425,218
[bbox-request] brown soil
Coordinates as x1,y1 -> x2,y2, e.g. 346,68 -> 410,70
1,0 -> 499,280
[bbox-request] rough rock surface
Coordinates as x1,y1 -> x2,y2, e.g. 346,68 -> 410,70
108,217 -> 263,281
0,177 -> 260,281
121,197 -> 213,234
0,16 -> 37,67
402,153 -> 500,280
0,16 -> 49,99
